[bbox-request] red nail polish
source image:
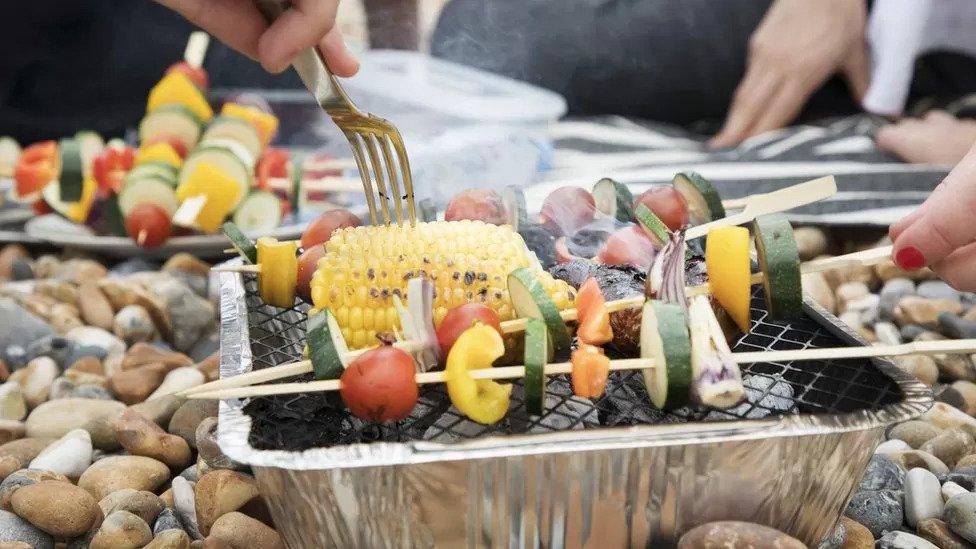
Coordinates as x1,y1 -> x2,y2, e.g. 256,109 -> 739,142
895,246 -> 925,270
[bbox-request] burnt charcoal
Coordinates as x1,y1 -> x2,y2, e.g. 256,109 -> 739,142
685,256 -> 708,287
567,228 -> 610,258
549,259 -> 599,288
519,224 -> 558,268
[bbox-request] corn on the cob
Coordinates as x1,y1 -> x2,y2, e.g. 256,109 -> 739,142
310,220 -> 575,349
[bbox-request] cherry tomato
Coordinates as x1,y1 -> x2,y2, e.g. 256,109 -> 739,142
256,148 -> 290,190
165,61 -> 208,90
92,145 -> 135,194
13,141 -> 57,200
142,136 -> 188,159
296,245 -> 325,303
540,186 -> 596,236
125,203 -> 172,248
597,226 -> 657,271
633,186 -> 689,231
436,303 -> 503,357
444,189 -> 508,225
339,344 -> 418,422
300,209 -> 361,249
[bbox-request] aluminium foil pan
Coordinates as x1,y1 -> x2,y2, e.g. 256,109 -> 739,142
215,268 -> 931,548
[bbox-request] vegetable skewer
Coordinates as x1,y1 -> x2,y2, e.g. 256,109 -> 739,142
186,338 -> 976,401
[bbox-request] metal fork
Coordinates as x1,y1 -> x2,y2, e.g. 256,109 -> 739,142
253,0 -> 415,226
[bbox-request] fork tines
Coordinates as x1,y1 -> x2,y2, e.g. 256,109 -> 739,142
345,121 -> 415,227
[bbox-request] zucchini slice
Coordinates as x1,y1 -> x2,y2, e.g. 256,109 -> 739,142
752,213 -> 803,321
124,162 -> 178,187
640,300 -> 692,409
507,268 -> 572,359
179,146 -> 251,210
523,318 -> 548,415
222,221 -> 257,264
634,203 -> 671,248
74,131 -> 104,175
501,185 -> 527,230
138,105 -> 202,152
307,310 -> 346,379
418,198 -> 437,222
592,177 -> 634,222
233,191 -> 282,234
673,171 -> 725,225
58,138 -> 84,202
104,193 -> 128,237
202,116 -> 262,161
289,154 -> 304,218
118,175 -> 179,217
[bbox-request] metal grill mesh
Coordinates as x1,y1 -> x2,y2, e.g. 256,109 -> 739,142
241,276 -> 903,451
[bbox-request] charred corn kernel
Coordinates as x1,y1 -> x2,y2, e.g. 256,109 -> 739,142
310,220 -> 575,349
256,237 -> 298,308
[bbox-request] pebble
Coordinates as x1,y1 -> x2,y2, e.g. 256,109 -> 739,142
919,280 -> 962,302
188,333 -> 218,364
905,467 -> 944,527
121,343 -> 193,372
890,420 -> 943,449
47,378 -> 75,401
844,490 -> 905,538
153,507 -> 182,535
920,428 -> 976,468
195,418 -> 237,471
113,305 -> 157,345
77,282 -> 114,331
0,470 -> 70,510
195,353 -> 219,383
875,439 -> 911,454
937,385 -> 969,411
149,368 -> 204,400
0,386 -> 25,423
901,324 -> 927,341
179,465 -> 200,482
153,279 -> 215,353
896,296 -> 964,328
858,454 -> 906,491
64,327 -> 125,365
943,482 -> 969,501
936,354 -> 976,382
0,246 -> 28,280
78,455 -> 170,500
953,381 -> 976,416
68,356 -> 103,376
72,384 -> 115,401
172,477 -> 201,540
10,358 -> 57,409
890,450 -> 950,476
876,260 -> 935,282
130,395 -> 185,427
194,471 -> 260,536
62,368 -> 108,388
0,440 -> 52,478
958,454 -> 976,470
944,466 -> 976,490
208,512 -> 283,549
90,510 -> 152,549
162,254 -> 210,278
111,258 -> 158,277
874,322 -> 902,346
10,480 -> 100,538
0,509 -> 52,549
836,282 -> 870,312
145,529 -> 191,549
110,363 -> 168,405
28,429 -> 92,480
879,278 -> 916,319
98,489 -> 164,526
924,402 -> 976,433
168,400 -> 217,449
917,518 -> 972,549
0,301 -> 53,362
876,530 -> 939,548
25,398 -> 125,451
839,311 -> 863,330
114,409 -> 192,469
892,355 -> 939,387
939,313 -> 976,340
945,492 -> 976,542
0,422 -> 24,448
97,278 -> 140,311
802,272 -> 835,314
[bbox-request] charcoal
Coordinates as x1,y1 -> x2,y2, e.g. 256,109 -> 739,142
519,224 -> 558,268
567,228 -> 610,258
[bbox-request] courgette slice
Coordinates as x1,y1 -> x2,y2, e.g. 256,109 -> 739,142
640,300 -> 692,409
75,131 -> 104,175
0,137 -> 21,178
221,221 -> 257,263
118,175 -> 179,217
418,198 -> 437,222
289,154 -> 304,218
673,171 -> 725,225
202,116 -> 262,161
592,178 -> 634,222
104,193 -> 128,237
501,185 -> 527,230
307,310 -> 346,379
523,318 -> 548,415
634,203 -> 670,248
58,138 -> 84,202
124,162 -> 178,187
138,105 -> 202,152
507,268 -> 571,359
752,213 -> 802,321
233,191 -> 282,234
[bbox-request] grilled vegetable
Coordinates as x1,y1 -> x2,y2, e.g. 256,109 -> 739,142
444,189 -> 508,225
0,137 -> 21,178
14,141 -> 57,200
673,171 -> 724,224
221,102 -> 279,148
93,146 -> 137,193
307,310 -> 347,380
541,186 -> 596,236
233,191 -> 282,234
508,267 -> 573,359
445,323 -> 512,424
436,303 -> 503,358
256,148 -> 288,190
592,177 -> 634,222
146,71 -> 213,122
576,277 -> 612,346
256,237 -> 299,308
571,344 -> 610,399
175,163 -> 244,233
597,226 -> 657,271
296,245 -> 325,303
640,300 -> 691,409
289,154 -> 304,216
202,116 -> 262,160
166,61 -> 209,90
634,203 -> 671,248
138,105 -> 203,154
705,226 -> 752,332
300,209 -> 361,250
688,295 -> 745,408
222,221 -> 257,264
58,137 -> 84,202
75,131 -> 104,175
125,203 -> 172,248
501,185 -> 527,229
178,146 -> 251,209
44,176 -> 97,223
310,221 -> 574,349
753,214 -> 802,321
118,175 -> 179,218
523,318 -> 548,414
339,339 -> 418,422
633,186 -> 689,231
104,194 -> 128,237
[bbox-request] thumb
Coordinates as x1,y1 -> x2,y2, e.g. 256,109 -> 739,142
841,42 -> 871,102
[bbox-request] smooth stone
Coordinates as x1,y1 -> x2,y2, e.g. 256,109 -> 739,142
836,281 -> 871,311
834,515 -> 873,549
78,455 -> 170,500
901,324 -> 927,341
876,531 -> 938,548
917,518 -> 971,549
943,482 -> 969,501
98,489 -> 164,526
172,477 -> 201,540
953,381 -> 976,416
64,327 -> 125,364
121,343 -> 193,373
919,280 -> 962,302
858,454 -> 906,491
0,440 -> 53,479
845,294 -> 879,315
25,399 -> 125,451
0,509 -> 53,549
195,418 -> 239,471
873,321 -> 902,346
57,259 -> 108,285
110,258 -> 158,277
892,355 -> 939,387
153,280 -> 215,353
168,400 -> 217,449
937,385 -> 969,411
114,409 -> 192,469
920,428 -> 976,469
924,402 -> 976,434
153,508 -> 183,535
78,282 -> 114,331
0,423 -> 25,448
889,420 -> 943,449
179,465 -> 199,483
802,272 -> 836,314
0,300 -> 53,355
208,513 -> 283,549
892,450 -> 950,476
896,296 -> 964,328
194,538 -> 234,549
940,313 -> 976,340
957,454 -> 976,470
10,480 -> 100,538
63,368 -> 108,387
194,470 -> 260,536
875,439 -> 911,455
47,378 -> 75,401
843,489 -> 904,538
195,353 -> 218,383
839,311 -> 863,330
72,384 -> 115,401
936,354 -> 976,383
90,510 -> 152,549
10,358 -> 57,409
187,333 -> 218,365
110,363 -> 168,405
145,529 -> 191,549
148,368 -> 204,400
944,466 -> 976,490
0,470 -> 70,511
68,356 -> 104,376
945,492 -> 976,542
0,386 -> 25,423
130,395 -> 186,427
880,278 -> 916,320
905,467 -> 944,527
24,336 -> 76,371
28,429 -> 92,480
113,305 -> 157,346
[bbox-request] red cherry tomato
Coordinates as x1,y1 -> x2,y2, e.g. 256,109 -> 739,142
256,148 -> 290,190
444,189 -> 508,225
633,186 -> 689,232
142,136 -> 188,159
597,226 -> 657,271
93,145 -> 136,194
339,344 -> 419,422
125,203 -> 172,248
13,141 -> 58,200
540,186 -> 596,236
436,303 -> 504,357
165,61 -> 209,90
300,209 -> 361,249
296,245 -> 325,303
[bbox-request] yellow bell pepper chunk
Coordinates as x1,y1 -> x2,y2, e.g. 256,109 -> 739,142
256,237 -> 298,308
176,163 -> 241,233
221,103 -> 278,148
445,323 -> 512,424
705,226 -> 752,332
65,176 -> 97,223
147,72 -> 213,122
136,142 -> 182,169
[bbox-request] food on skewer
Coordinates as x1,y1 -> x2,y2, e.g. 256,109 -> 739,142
673,171 -> 726,224
125,203 -> 173,248
753,213 -> 803,320
444,189 -> 509,225
445,322 -> 512,424
540,186 -> 597,236
634,186 -> 689,232
570,344 -> 611,400
436,303 -> 504,358
256,237 -> 299,308
705,226 -> 752,332
575,277 -> 613,346
0,136 -> 22,178
592,177 -> 634,222
300,209 -> 362,249
339,337 -> 419,422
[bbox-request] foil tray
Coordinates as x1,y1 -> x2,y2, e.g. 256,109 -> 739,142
215,266 -> 931,548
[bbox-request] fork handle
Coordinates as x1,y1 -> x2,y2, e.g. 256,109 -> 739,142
251,0 -> 350,112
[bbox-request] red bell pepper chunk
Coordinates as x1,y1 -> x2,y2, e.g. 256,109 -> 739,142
256,148 -> 290,190
571,344 -> 610,399
13,141 -> 57,200
93,145 -> 135,194
576,276 -> 613,346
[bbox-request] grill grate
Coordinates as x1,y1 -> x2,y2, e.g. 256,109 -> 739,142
240,276 -> 903,451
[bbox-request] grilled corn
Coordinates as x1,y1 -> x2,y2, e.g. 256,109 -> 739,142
310,220 -> 574,349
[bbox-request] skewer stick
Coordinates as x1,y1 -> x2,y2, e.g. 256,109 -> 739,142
186,338 -> 976,400
184,31 -> 210,69
266,176 -> 364,193
136,230 -> 148,247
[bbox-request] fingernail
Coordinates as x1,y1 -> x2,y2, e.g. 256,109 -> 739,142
895,246 -> 925,270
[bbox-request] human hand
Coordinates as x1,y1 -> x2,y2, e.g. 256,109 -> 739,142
709,0 -> 869,148
155,0 -> 359,76
890,141 -> 976,290
876,110 -> 976,165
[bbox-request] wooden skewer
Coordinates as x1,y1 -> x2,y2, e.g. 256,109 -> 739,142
136,230 -> 148,247
184,31 -> 209,69
186,338 -> 976,400
266,176 -> 364,193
